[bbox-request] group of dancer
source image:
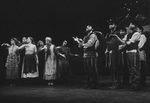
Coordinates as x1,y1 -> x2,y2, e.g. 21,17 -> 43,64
73,21 -> 147,91
1,20 -> 147,91
1,37 -> 77,86
104,22 -> 147,91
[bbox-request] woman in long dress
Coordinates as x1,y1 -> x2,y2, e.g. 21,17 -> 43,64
1,38 -> 20,86
19,37 -> 39,79
41,37 -> 65,86
57,40 -> 78,79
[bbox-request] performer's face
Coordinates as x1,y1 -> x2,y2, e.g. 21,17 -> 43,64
27,38 -> 31,43
40,41 -> 44,46
86,26 -> 92,32
22,37 -> 26,43
109,24 -> 116,30
63,41 -> 67,46
10,39 -> 15,45
126,27 -> 132,34
45,39 -> 51,45
120,30 -> 126,35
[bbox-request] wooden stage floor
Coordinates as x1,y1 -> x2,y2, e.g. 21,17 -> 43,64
0,76 -> 150,103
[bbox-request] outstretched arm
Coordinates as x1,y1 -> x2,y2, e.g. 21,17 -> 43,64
18,44 -> 26,50
1,43 -> 10,47
38,46 -> 46,52
109,34 -> 125,44
68,47 -> 79,57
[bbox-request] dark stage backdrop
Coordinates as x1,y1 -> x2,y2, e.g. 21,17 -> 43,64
0,0 -> 149,78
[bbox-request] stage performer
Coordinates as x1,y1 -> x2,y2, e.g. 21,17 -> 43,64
40,37 -> 65,86
122,23 -> 141,91
57,40 -> 78,79
105,22 -> 123,89
73,25 -> 100,89
1,38 -> 20,86
19,37 -> 39,79
117,28 -> 130,87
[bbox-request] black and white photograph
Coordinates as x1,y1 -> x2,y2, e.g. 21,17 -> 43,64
0,0 -> 150,103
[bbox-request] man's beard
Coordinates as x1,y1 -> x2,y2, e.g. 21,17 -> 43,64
110,27 -> 116,30
86,30 -> 92,34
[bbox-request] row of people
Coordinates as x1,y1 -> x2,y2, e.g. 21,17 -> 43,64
1,37 -> 77,86
1,23 -> 147,91
105,22 -> 147,91
73,23 -> 147,91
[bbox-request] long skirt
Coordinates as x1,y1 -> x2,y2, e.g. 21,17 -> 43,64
5,53 -> 19,79
58,57 -> 69,78
21,54 -> 39,78
43,55 -> 59,80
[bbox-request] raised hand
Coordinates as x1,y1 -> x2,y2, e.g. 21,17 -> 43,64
1,43 -> 5,46
73,37 -> 79,42
73,37 -> 83,45
1,43 -> 10,46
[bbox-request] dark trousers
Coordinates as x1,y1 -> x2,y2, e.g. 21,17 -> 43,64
109,52 -> 121,86
122,67 -> 130,85
84,57 -> 99,85
140,61 -> 146,87
119,52 -> 129,85
126,52 -> 140,89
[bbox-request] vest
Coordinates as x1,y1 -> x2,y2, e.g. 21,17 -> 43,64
126,32 -> 139,51
83,33 -> 97,53
83,33 -> 98,58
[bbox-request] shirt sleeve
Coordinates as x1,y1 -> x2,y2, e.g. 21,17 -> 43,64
129,32 -> 141,43
138,35 -> 147,49
83,34 -> 97,48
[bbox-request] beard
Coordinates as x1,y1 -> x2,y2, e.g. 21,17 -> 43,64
86,29 -> 92,34
109,26 -> 116,30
